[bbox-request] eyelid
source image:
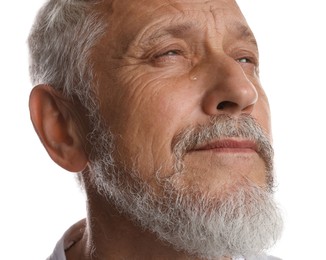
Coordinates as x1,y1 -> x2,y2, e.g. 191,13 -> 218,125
237,57 -> 255,64
154,49 -> 183,59
236,56 -> 260,77
231,46 -> 259,64
237,57 -> 250,63
236,54 -> 259,66
149,42 -> 189,65
144,39 -> 188,58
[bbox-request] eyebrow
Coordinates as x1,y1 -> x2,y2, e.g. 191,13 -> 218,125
143,22 -> 200,44
139,21 -> 258,49
232,21 -> 258,48
165,22 -> 198,37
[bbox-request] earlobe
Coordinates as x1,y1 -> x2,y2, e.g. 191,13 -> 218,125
29,85 -> 88,172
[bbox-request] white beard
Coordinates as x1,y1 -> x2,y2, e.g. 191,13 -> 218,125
88,115 -> 283,259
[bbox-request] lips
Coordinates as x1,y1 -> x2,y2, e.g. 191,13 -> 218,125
191,139 -> 258,153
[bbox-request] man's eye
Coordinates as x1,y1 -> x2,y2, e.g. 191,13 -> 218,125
237,57 -> 251,63
155,49 -> 182,58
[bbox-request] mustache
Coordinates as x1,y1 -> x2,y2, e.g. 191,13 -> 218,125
171,114 -> 274,175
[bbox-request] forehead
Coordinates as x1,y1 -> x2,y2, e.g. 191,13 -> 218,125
108,0 -> 241,12
101,0 -> 248,37
93,0 -> 253,59
108,0 -> 244,23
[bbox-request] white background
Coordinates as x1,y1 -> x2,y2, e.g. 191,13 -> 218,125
1,1 -> 325,259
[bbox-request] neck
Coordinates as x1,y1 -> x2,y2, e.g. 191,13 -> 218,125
66,191 -> 232,260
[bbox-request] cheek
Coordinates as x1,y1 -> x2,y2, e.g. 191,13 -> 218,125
99,69 -> 199,179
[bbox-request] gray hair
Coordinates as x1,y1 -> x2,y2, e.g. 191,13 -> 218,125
28,0 -> 107,113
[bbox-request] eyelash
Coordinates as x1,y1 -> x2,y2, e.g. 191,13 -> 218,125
154,49 -> 183,59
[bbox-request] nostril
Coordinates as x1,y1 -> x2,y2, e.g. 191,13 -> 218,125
217,102 -> 226,110
217,101 -> 236,110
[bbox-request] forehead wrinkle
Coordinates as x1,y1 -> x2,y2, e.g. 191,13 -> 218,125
127,13 -> 206,54
104,0 -> 251,56
205,4 -> 254,35
133,0 -> 229,45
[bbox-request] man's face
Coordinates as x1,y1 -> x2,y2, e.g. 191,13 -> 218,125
92,0 -> 271,195
86,0 -> 282,257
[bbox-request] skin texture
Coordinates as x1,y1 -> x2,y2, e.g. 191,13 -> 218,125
92,0 -> 271,193
29,0 -> 272,259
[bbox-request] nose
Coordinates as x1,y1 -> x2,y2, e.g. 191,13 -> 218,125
201,55 -> 258,116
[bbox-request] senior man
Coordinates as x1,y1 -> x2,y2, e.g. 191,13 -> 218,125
28,0 -> 282,259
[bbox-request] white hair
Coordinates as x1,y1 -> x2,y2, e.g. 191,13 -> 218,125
28,0 -> 107,114
89,115 -> 283,259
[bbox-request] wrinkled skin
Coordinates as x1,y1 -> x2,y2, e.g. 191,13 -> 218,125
91,0 -> 271,194
64,0 -> 272,259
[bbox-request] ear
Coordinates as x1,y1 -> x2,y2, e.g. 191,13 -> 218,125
29,85 -> 88,172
